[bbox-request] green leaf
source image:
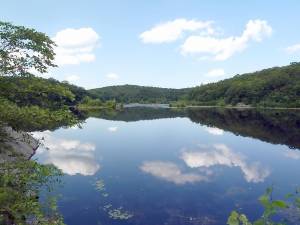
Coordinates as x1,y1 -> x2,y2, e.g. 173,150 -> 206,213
253,219 -> 264,225
259,194 -> 270,207
227,211 -> 240,225
295,197 -> 300,208
272,200 -> 287,208
239,214 -> 252,225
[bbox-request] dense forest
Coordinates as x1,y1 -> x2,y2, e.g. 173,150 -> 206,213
2,62 -> 299,114
0,75 -> 118,131
88,63 -> 300,108
186,62 -> 300,107
89,85 -> 191,103
0,76 -> 80,131
0,76 -> 88,108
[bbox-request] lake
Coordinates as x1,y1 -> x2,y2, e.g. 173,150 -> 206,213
32,107 -> 300,225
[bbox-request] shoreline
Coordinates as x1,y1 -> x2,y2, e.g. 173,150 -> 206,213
178,105 -> 300,110
0,126 -> 39,163
81,103 -> 300,111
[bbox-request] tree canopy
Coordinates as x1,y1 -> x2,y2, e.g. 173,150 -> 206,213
89,85 -> 190,104
0,21 -> 56,76
88,63 -> 300,108
186,62 -> 300,107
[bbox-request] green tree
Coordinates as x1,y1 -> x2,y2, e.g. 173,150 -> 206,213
0,160 -> 65,225
227,187 -> 300,225
0,21 -> 56,76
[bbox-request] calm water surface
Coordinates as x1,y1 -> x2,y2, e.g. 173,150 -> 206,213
33,108 -> 300,225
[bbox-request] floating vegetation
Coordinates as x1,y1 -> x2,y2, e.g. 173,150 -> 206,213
95,179 -> 134,220
108,207 -> 134,220
103,204 -> 112,211
95,179 -> 105,192
102,193 -> 109,197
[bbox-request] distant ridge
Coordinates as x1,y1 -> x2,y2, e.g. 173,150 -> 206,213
89,84 -> 191,103
186,62 -> 300,107
89,62 -> 300,108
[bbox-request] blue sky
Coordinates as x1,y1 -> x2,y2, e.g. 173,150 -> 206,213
1,0 -> 300,89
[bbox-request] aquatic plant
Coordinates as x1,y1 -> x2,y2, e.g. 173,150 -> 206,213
0,159 -> 65,225
95,179 -> 106,192
94,179 -> 134,220
108,207 -> 134,220
227,187 -> 300,225
103,204 -> 112,211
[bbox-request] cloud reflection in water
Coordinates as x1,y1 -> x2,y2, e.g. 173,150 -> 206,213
182,144 -> 270,183
140,144 -> 270,185
140,161 -> 208,185
33,131 -> 100,176
204,127 -> 224,135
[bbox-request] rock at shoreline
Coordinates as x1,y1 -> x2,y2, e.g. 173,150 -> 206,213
0,126 -> 39,163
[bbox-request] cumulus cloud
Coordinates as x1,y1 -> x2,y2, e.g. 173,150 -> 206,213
140,161 -> 207,185
205,69 -> 225,77
106,73 -> 119,80
284,150 -> 300,160
181,144 -> 270,183
33,131 -> 100,176
53,27 -> 100,65
65,74 -> 80,82
285,44 -> 300,54
200,69 -> 228,84
139,18 -> 213,44
204,127 -> 224,135
181,19 -> 272,60
108,126 -> 118,132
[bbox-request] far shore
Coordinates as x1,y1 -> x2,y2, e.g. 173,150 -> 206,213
75,104 -> 300,111
76,106 -> 113,109
178,105 -> 300,110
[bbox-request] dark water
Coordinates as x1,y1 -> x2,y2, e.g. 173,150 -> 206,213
33,108 -> 300,225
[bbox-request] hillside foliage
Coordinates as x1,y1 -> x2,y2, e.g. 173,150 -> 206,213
187,62 -> 300,107
89,84 -> 190,104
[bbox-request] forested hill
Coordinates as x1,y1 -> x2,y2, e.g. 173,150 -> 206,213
0,76 -> 92,131
187,62 -> 300,107
0,76 -> 91,108
89,85 -> 191,103
89,63 -> 300,107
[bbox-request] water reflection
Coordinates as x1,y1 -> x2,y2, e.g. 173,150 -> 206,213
108,126 -> 118,132
141,144 -> 270,185
28,107 -> 300,225
82,107 -> 300,149
33,131 -> 100,176
140,161 -> 208,185
188,108 -> 300,149
283,149 -> 300,160
204,126 -> 224,135
182,144 -> 270,183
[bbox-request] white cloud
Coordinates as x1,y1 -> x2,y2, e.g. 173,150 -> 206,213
140,161 -> 207,185
65,74 -> 80,82
181,144 -> 270,183
285,44 -> 300,54
53,27 -> 100,66
200,69 -> 227,84
33,131 -> 100,176
205,69 -> 225,77
284,150 -> 300,160
181,19 -> 272,60
204,127 -> 224,135
27,68 -> 53,79
140,18 -> 213,44
106,73 -> 119,80
108,126 -> 118,132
